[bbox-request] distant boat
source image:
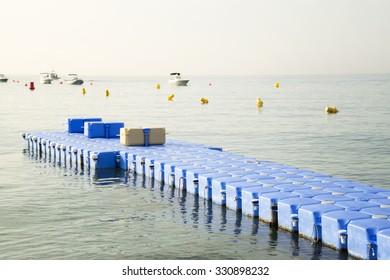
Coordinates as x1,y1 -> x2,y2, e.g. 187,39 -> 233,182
50,70 -> 60,80
0,74 -> 8,83
168,72 -> 189,86
40,73 -> 52,84
64,74 -> 84,85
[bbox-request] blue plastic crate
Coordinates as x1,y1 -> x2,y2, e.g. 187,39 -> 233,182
277,197 -> 320,232
211,176 -> 246,205
258,192 -> 300,224
321,210 -> 371,251
347,218 -> 390,259
298,204 -> 344,241
84,121 -> 124,138
67,117 -> 102,133
377,228 -> 390,260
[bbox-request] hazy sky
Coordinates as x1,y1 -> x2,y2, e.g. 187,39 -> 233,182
1,0 -> 389,75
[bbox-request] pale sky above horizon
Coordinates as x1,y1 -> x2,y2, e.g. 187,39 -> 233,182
1,0 -> 389,76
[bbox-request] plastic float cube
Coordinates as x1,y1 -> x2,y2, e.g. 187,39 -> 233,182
163,161 -> 194,187
89,150 -> 118,169
84,122 -> 124,138
335,200 -> 378,211
277,197 -> 320,232
298,204 -> 344,241
258,192 -> 300,225
198,172 -> 228,200
377,228 -> 390,260
312,194 -> 354,204
174,165 -> 208,191
347,218 -> 390,260
369,199 -> 390,208
321,210 -> 371,251
273,183 -> 311,192
135,152 -> 157,175
241,186 -> 281,217
67,117 -> 102,133
185,168 -> 215,195
292,188 -> 332,198
225,182 -> 276,211
211,176 -> 247,205
345,192 -> 386,201
360,207 -> 390,219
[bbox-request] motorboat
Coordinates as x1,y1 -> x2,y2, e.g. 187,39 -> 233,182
65,74 -> 84,85
168,73 -> 189,86
50,70 -> 60,80
40,73 -> 52,84
0,74 -> 8,82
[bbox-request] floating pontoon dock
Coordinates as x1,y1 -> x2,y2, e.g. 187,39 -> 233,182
22,117 -> 390,260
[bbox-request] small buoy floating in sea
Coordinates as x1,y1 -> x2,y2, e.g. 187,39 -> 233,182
256,98 -> 263,107
167,94 -> 174,101
325,106 -> 339,114
82,88 -> 86,94
156,83 -> 160,90
200,97 -> 209,104
29,82 -> 35,90
106,90 -> 110,97
275,82 -> 279,88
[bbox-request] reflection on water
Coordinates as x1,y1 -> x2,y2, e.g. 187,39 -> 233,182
18,148 -> 352,260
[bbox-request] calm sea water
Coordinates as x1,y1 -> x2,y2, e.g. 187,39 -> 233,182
0,74 -> 389,260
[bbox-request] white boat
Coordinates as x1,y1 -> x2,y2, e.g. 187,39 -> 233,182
168,72 -> 189,86
40,73 -> 52,84
50,71 -> 60,80
0,74 -> 8,82
65,74 -> 84,85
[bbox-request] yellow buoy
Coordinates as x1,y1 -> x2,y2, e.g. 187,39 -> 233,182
256,98 -> 263,107
325,106 -> 339,114
156,83 -> 160,89
275,82 -> 279,88
167,94 -> 174,101
200,97 -> 209,104
106,90 -> 110,97
82,88 -> 86,94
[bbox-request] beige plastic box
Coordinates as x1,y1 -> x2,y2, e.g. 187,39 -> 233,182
120,127 -> 166,146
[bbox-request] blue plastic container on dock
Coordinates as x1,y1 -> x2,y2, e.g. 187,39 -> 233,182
241,186 -> 281,217
377,228 -> 390,260
277,197 -> 320,232
298,203 -> 344,241
163,161 -> 194,187
321,211 -> 371,251
347,218 -> 390,259
174,165 -> 203,190
258,192 -> 300,225
84,122 -> 124,138
67,117 -> 102,133
211,176 -> 247,205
